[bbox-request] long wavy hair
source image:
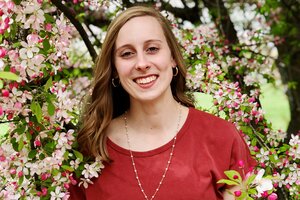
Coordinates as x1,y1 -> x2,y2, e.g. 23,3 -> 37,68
77,5 -> 194,161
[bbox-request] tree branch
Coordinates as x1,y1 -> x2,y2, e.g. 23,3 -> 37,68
121,0 -> 201,23
50,0 -> 98,62
203,0 -> 238,44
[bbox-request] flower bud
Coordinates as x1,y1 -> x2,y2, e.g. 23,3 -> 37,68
41,187 -> 48,196
238,160 -> 245,168
10,168 -> 16,175
268,193 -> 278,200
2,89 -> 9,97
234,190 -> 242,197
18,171 -> 23,177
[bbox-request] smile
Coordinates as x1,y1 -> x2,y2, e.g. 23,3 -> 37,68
134,75 -> 157,85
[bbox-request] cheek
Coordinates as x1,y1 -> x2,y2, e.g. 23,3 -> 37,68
115,62 -> 131,78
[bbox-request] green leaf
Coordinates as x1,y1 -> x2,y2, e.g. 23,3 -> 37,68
42,39 -> 51,52
47,100 -> 55,116
73,150 -> 83,162
12,0 -> 21,5
18,175 -> 24,185
224,170 -> 242,182
44,77 -> 53,91
44,13 -> 55,23
0,71 -> 19,81
31,101 -> 43,123
11,137 -> 18,152
44,141 -> 55,155
13,125 -> 26,135
0,79 -> 4,89
26,131 -> 32,141
248,188 -> 257,195
28,150 -> 38,159
52,169 -> 59,176
217,179 -> 239,186
61,165 -> 74,172
236,192 -> 247,200
246,174 -> 256,185
18,136 -> 24,152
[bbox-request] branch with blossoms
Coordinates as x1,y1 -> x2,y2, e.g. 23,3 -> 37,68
50,0 -> 97,62
0,0 -> 106,199
177,17 -> 299,199
218,161 -> 278,200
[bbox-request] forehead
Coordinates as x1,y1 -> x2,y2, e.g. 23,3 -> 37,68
115,16 -> 166,47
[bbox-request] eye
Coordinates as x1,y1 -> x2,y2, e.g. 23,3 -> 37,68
120,51 -> 134,58
147,47 -> 159,54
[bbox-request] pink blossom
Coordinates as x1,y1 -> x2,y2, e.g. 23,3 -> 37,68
34,140 -> 41,147
9,168 -> 16,175
36,191 -> 42,196
41,187 -> 48,196
6,1 -> 15,11
268,193 -> 278,200
45,23 -> 52,31
248,97 -> 255,103
0,155 -> 6,161
40,173 -> 50,181
0,106 -> 3,116
0,47 -> 7,58
262,191 -> 269,197
27,33 -> 40,44
63,183 -> 70,189
253,146 -> 260,152
0,16 -> 11,33
14,102 -> 22,109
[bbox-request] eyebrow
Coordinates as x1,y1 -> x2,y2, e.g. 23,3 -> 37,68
115,39 -> 163,53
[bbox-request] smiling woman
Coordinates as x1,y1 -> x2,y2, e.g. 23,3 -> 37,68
114,16 -> 176,103
69,5 -> 256,200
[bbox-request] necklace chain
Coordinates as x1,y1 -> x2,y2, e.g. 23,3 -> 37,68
124,105 -> 182,200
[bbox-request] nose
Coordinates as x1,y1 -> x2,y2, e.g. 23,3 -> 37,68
135,53 -> 150,71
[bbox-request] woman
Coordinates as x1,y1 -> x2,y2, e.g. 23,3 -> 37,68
70,5 -> 256,200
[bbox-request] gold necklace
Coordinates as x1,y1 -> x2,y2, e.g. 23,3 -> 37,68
124,105 -> 182,200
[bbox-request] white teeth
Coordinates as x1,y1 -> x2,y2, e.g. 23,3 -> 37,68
136,75 -> 157,84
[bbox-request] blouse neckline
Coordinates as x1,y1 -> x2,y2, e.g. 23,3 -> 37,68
107,107 -> 194,158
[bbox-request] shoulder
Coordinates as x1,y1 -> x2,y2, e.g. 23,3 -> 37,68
185,107 -> 242,146
188,107 -> 236,131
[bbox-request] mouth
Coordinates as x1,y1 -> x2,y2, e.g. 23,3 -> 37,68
134,75 -> 158,85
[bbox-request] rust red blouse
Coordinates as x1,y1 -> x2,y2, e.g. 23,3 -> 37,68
69,108 -> 256,200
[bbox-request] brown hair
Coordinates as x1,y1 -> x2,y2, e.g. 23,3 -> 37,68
77,5 -> 194,161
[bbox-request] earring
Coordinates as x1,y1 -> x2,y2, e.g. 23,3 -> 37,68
112,77 -> 120,87
173,66 -> 179,76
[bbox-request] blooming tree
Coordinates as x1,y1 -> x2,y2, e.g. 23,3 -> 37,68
0,0 -> 299,199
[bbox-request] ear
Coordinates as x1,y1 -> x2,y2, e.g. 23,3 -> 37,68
112,67 -> 119,78
171,57 -> 176,68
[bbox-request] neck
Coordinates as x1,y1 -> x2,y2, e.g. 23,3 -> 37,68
127,98 -> 180,134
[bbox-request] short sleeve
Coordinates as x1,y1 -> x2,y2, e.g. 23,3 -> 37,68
216,124 -> 257,192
